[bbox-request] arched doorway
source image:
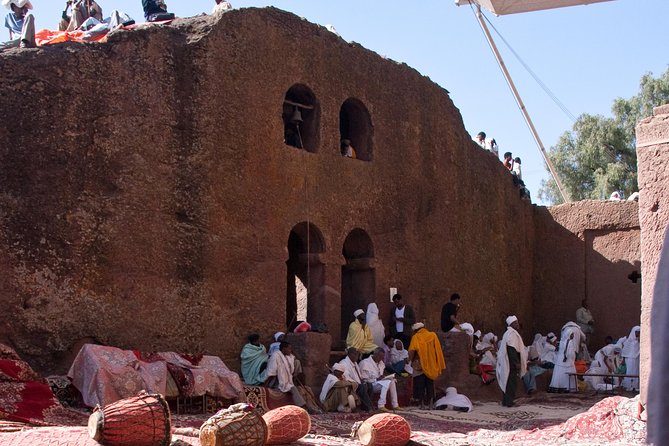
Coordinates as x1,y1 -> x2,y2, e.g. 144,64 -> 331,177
286,222 -> 326,329
341,229 -> 376,340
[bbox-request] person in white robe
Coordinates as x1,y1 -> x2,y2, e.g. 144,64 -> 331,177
476,333 -> 497,384
359,348 -> 399,410
366,303 -> 386,349
338,347 -> 373,411
319,363 -> 357,412
435,386 -> 472,412
584,344 -> 621,391
496,315 -> 527,407
549,322 -> 584,392
621,325 -> 640,391
264,342 -> 306,407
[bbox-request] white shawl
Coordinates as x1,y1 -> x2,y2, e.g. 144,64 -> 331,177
265,350 -> 295,393
366,303 -> 386,348
621,326 -> 640,359
496,326 -> 527,392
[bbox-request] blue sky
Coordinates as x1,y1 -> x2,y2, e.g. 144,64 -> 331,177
23,0 -> 669,205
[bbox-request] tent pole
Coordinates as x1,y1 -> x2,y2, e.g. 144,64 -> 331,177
474,3 -> 570,202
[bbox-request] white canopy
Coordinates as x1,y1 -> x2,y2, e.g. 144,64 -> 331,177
454,0 -> 614,15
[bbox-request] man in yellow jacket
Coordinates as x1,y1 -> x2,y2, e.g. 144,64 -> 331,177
346,309 -> 378,354
409,322 -> 446,409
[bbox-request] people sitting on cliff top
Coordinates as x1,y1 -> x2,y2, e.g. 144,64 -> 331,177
141,0 -> 174,22
240,333 -> 268,385
59,0 -> 102,31
512,157 -> 522,180
263,341 -> 307,408
473,131 -> 499,158
340,139 -> 357,158
359,347 -> 400,411
346,309 -> 378,354
503,152 -> 513,171
212,0 -> 232,15
2,0 -> 35,49
319,362 -> 358,413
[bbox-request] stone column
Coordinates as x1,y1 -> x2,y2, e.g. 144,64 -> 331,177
635,104 -> 669,406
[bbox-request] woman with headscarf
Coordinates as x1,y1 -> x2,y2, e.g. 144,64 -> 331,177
549,322 -> 583,392
476,333 -> 497,384
584,344 -> 622,390
268,332 -> 285,356
621,326 -> 640,391
366,303 -> 385,349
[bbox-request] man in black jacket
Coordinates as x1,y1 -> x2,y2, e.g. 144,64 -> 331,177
388,294 -> 415,346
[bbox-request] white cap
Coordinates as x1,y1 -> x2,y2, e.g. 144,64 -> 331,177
274,332 -> 285,341
506,315 -> 518,326
412,322 -> 424,331
446,387 -> 457,394
332,363 -> 345,373
3,0 -> 32,10
473,330 -> 481,338
353,309 -> 364,318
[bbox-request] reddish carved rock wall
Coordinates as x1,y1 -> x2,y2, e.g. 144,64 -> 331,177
0,9 -> 535,375
532,201 -> 641,349
636,104 -> 669,405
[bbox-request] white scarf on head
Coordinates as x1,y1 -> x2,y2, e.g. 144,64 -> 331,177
622,326 -> 640,358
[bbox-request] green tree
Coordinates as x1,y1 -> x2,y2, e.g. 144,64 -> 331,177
539,67 -> 669,204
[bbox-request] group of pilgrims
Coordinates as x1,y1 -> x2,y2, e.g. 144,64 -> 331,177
237,293 -> 640,413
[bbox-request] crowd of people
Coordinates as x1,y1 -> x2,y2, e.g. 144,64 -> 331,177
237,292 -> 640,414
474,131 -> 531,201
2,0 -> 232,49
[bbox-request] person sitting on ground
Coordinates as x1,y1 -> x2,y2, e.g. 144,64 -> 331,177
319,363 -> 358,413
440,293 -> 463,332
435,386 -> 472,412
359,348 -> 400,411
338,347 -> 374,412
141,0 -> 174,22
389,339 -> 412,375
2,0 -> 35,49
408,322 -> 445,409
366,303 -> 385,349
212,0 -> 232,14
503,152 -> 513,171
476,332 -> 497,384
264,341 -> 307,408
496,315 -> 527,407
268,332 -> 284,356
621,325 -> 640,391
474,131 -> 486,149
346,309 -> 378,354
59,0 -> 102,31
540,333 -> 557,368
340,139 -> 357,158
523,334 -> 551,395
240,333 -> 269,385
388,293 -> 415,347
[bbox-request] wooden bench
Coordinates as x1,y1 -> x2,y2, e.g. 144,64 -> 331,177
567,372 -> 639,394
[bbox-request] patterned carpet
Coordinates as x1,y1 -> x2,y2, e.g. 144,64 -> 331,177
0,394 -> 646,445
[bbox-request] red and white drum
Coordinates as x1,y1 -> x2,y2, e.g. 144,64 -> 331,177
88,391 -> 171,446
356,413 -> 411,446
262,405 -> 311,445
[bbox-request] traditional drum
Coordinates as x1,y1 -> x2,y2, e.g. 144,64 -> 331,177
262,405 -> 311,445
88,391 -> 171,446
355,413 -> 411,446
199,403 -> 267,446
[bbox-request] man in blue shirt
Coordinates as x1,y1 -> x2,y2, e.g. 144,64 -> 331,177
2,0 -> 35,48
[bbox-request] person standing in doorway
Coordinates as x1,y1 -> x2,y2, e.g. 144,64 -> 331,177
576,299 -> 595,345
388,294 -> 415,346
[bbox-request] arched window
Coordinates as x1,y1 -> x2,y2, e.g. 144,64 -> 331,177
339,98 -> 373,161
283,84 -> 320,153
